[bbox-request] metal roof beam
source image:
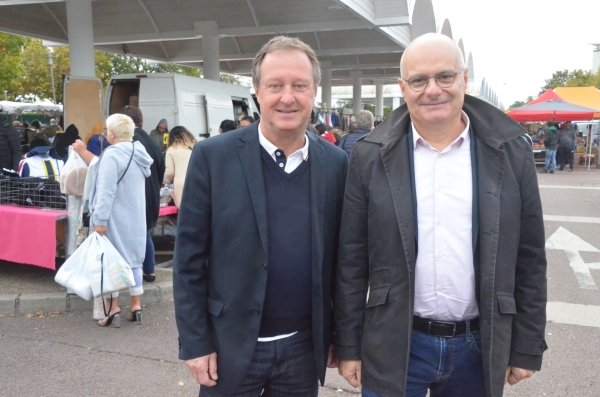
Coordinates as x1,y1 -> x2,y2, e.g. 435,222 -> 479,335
169,46 -> 402,64
41,3 -> 67,39
245,0 -> 260,28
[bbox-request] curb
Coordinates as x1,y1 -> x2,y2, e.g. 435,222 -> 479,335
0,281 -> 173,315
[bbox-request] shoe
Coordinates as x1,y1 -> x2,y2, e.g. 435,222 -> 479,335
550,170 -> 554,174
143,273 -> 156,282
539,169 -> 548,173
98,311 -> 121,328
569,169 -> 573,172
128,309 -> 143,325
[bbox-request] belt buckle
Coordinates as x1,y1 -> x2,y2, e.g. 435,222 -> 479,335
429,320 -> 456,338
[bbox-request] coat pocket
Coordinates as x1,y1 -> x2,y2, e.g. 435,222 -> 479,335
497,293 -> 517,315
366,286 -> 390,308
207,297 -> 225,317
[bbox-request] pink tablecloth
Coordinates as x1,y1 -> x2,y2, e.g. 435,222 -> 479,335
159,206 -> 178,216
0,205 -> 67,270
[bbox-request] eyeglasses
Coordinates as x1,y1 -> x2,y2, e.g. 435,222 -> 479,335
400,69 -> 465,92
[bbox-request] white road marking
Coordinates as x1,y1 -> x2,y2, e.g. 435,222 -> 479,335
539,185 -> 600,190
546,227 -> 600,290
544,215 -> 600,224
547,302 -> 600,328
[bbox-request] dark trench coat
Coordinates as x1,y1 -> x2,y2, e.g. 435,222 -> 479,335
334,95 -> 548,397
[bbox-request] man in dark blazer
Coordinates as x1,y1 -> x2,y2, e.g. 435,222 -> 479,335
174,36 -> 347,396
334,33 -> 547,397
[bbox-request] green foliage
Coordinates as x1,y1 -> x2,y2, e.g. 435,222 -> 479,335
539,69 -> 600,95
3,35 -> 245,103
0,33 -> 29,101
508,100 -> 526,111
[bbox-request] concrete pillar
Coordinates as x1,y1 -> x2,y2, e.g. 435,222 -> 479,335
350,70 -> 363,115
392,95 -> 401,110
321,61 -> 332,110
373,79 -> 384,118
201,21 -> 220,81
65,0 -> 95,77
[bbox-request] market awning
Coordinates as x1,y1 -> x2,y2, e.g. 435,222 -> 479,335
506,90 -> 599,122
0,101 -> 63,116
554,87 -> 600,119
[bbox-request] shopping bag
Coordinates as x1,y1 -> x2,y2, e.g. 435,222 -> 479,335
87,233 -> 135,298
60,151 -> 88,196
54,233 -> 94,300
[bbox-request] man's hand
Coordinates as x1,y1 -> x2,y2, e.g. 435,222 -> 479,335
185,353 -> 218,386
505,366 -> 535,385
327,344 -> 339,368
93,225 -> 106,236
339,359 -> 361,388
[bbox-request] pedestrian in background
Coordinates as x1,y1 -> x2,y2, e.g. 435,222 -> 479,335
540,121 -> 559,173
119,106 -> 165,283
150,119 -> 169,154
558,121 -> 577,172
89,113 -> 153,327
0,119 -> 22,172
164,126 -> 196,208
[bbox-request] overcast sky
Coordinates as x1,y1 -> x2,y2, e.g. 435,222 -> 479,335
431,0 -> 600,106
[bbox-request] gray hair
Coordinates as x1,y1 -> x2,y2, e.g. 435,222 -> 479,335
252,36 -> 321,88
400,33 -> 465,78
106,113 -> 135,140
356,110 -> 374,129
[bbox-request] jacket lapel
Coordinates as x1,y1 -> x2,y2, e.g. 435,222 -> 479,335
379,119 -> 417,272
307,133 -> 326,285
237,125 -> 269,257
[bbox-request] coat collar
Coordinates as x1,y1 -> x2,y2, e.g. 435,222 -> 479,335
364,95 -> 525,150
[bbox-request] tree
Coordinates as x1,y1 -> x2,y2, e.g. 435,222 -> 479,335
0,33 -> 29,101
508,100 -> 526,111
6,34 -> 246,103
539,68 -> 600,95
539,70 -> 572,95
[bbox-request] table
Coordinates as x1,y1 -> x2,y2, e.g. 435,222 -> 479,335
0,205 -> 68,270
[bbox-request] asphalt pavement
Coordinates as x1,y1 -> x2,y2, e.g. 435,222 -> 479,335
1,162 -> 600,396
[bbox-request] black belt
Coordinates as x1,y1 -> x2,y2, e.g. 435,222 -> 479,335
413,316 -> 479,338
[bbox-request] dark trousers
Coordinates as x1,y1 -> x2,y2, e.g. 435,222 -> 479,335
558,147 -> 574,170
142,231 -> 155,275
200,330 -> 318,397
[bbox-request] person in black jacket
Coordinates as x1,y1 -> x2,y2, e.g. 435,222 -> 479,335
119,106 -> 166,282
53,124 -> 81,159
0,119 -> 22,172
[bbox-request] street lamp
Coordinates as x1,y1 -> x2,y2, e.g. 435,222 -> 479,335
45,54 -> 57,104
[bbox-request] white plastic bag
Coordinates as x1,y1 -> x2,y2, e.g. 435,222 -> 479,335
54,233 -> 94,300
87,233 -> 135,298
60,151 -> 88,196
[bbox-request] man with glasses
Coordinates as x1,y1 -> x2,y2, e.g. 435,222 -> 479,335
334,33 -> 547,397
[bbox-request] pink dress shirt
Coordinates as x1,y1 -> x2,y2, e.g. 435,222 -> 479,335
412,112 -> 479,321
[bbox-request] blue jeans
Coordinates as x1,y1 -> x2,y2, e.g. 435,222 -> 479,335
362,324 -> 486,397
544,149 -> 557,172
200,330 -> 318,397
142,231 -> 155,275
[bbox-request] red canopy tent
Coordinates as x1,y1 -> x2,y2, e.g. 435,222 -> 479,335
507,90 -> 597,122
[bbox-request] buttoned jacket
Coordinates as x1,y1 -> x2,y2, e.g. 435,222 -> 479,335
334,95 -> 547,397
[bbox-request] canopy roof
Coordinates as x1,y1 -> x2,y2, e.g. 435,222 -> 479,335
0,0 -> 437,86
554,87 -> 600,119
0,101 -> 63,116
506,90 -> 598,122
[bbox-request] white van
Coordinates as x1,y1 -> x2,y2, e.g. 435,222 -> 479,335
104,73 -> 259,139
